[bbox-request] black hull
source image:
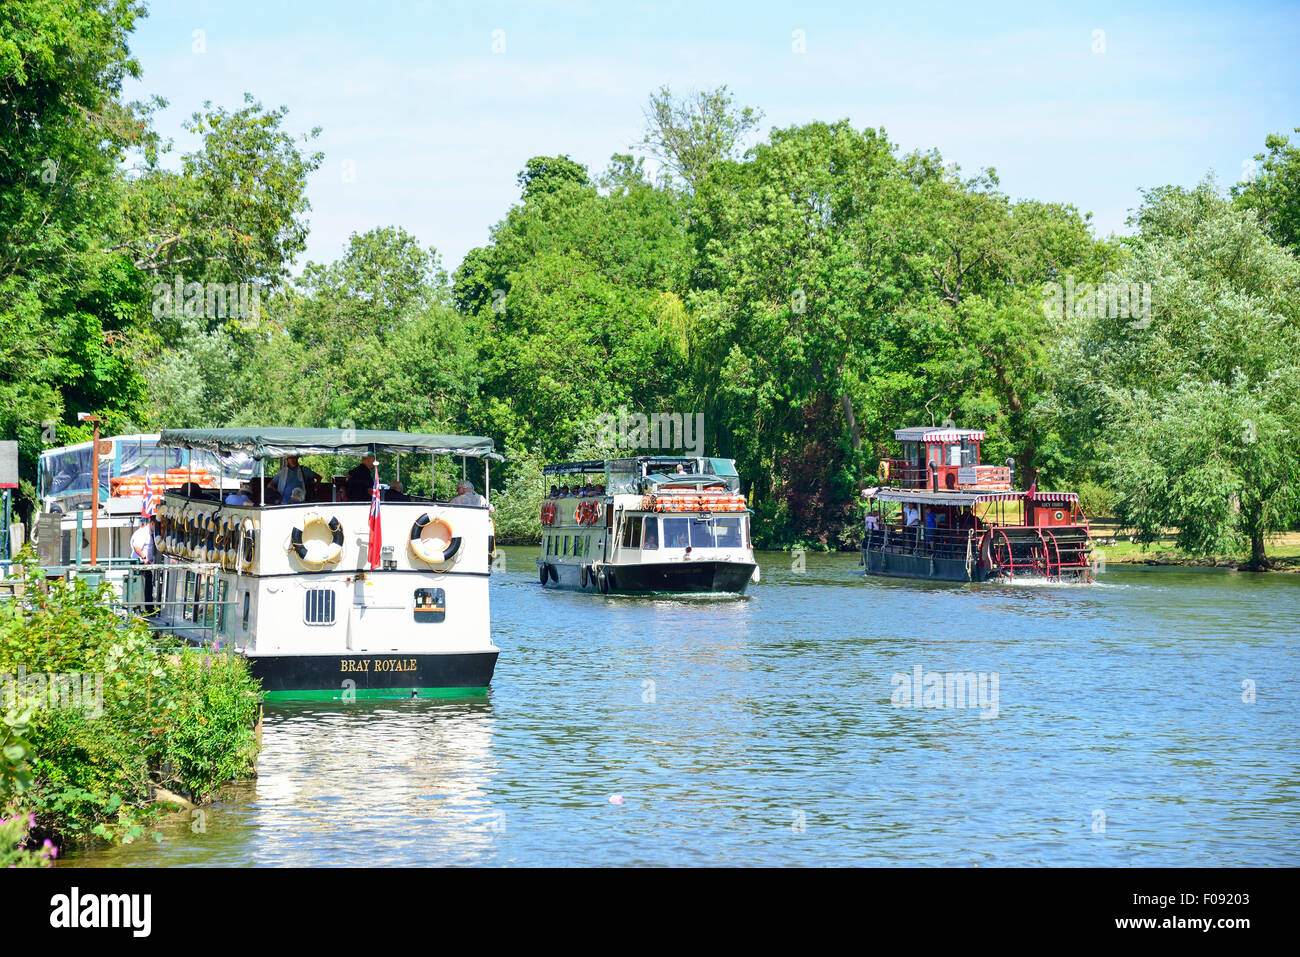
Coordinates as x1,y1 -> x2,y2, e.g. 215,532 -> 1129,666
249,650 -> 498,701
861,546 -> 986,582
541,560 -> 755,594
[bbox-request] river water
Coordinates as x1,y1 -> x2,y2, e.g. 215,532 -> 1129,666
62,547 -> 1299,867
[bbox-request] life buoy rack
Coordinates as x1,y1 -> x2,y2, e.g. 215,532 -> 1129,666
288,513 -> 344,569
540,501 -> 558,526
576,499 -> 601,525
409,513 -> 461,566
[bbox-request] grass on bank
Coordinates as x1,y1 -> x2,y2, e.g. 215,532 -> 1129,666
1089,519 -> 1300,569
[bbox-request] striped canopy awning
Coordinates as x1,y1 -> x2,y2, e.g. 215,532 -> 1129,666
894,427 -> 986,444
973,491 -> 1023,503
1030,492 -> 1079,504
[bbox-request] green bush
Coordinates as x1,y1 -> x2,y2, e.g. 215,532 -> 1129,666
1076,480 -> 1117,520
0,555 -> 261,850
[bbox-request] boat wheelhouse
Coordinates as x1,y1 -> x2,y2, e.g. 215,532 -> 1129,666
861,427 -> 1094,582
143,427 -> 502,701
538,456 -> 757,594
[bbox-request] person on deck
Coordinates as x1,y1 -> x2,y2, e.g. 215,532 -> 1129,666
450,480 -> 492,511
130,516 -> 158,611
225,483 -> 255,506
386,479 -> 411,502
345,454 -> 376,502
275,455 -> 319,503
904,504 -> 920,526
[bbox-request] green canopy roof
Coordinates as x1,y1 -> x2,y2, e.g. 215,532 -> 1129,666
158,427 -> 501,460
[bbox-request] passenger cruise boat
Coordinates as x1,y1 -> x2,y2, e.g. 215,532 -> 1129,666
538,456 -> 757,594
32,433 -> 250,591
146,427 -> 502,701
861,426 -> 1094,582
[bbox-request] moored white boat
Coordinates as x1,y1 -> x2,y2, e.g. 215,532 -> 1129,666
147,427 -> 502,701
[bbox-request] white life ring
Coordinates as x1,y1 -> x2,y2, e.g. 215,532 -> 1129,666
409,512 -> 461,567
287,512 -> 344,569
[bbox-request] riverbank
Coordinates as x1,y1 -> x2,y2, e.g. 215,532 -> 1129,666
1089,520 -> 1300,571
1,557 -> 261,863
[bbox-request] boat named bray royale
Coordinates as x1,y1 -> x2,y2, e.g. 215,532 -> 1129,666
145,427 -> 502,701
538,456 -> 758,594
860,426 -> 1094,583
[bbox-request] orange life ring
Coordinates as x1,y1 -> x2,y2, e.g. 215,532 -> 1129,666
577,500 -> 600,525
541,501 -> 558,526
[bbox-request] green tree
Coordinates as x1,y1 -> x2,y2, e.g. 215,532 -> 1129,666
639,85 -> 763,192
1066,182 -> 1300,567
1233,128 -> 1300,255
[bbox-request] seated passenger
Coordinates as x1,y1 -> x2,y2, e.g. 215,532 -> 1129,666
450,479 -> 492,511
386,479 -> 411,502
225,483 -> 255,506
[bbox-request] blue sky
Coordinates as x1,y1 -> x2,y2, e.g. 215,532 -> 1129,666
123,0 -> 1300,274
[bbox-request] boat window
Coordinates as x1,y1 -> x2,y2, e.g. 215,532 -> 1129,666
304,588 -> 336,626
959,438 -> 975,466
661,517 -> 690,548
620,516 -> 642,548
182,571 -> 196,622
215,579 -> 229,632
242,591 -> 251,630
693,516 -> 743,548
563,535 -> 571,556
642,516 -> 659,550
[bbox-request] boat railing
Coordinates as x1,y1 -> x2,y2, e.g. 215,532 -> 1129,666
0,561 -> 236,646
862,523 -> 979,560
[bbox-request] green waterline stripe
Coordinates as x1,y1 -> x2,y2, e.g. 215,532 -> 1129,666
262,686 -> 489,702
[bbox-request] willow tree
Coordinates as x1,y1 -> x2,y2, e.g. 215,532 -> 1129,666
1070,181 -> 1300,568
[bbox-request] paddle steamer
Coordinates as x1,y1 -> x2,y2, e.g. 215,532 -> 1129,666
538,456 -> 757,594
146,427 -> 501,701
861,426 -> 1094,582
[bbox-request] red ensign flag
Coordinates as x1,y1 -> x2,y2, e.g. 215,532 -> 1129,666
368,465 -> 383,569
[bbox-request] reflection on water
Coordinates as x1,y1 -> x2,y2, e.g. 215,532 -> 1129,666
63,549 -> 1300,866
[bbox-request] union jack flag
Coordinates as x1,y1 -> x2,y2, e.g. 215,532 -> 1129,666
367,464 -> 383,569
141,472 -> 157,518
